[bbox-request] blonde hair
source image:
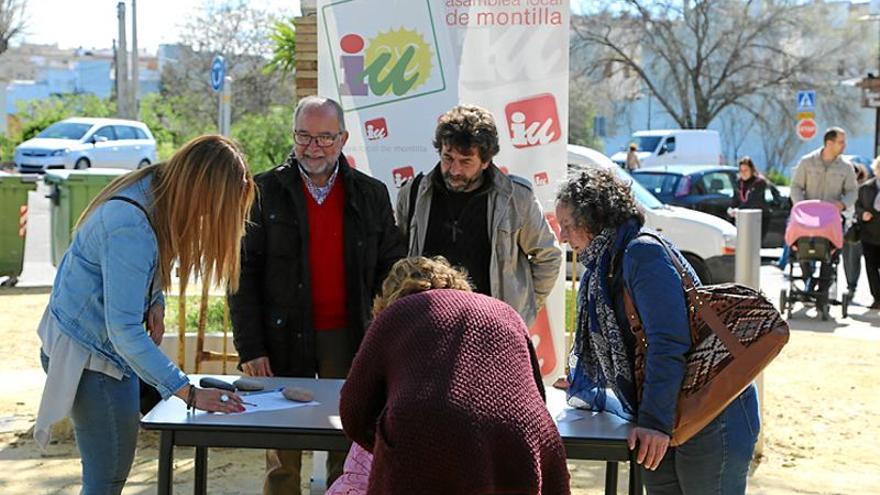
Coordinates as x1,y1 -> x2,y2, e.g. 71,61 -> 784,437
76,135 -> 256,300
372,256 -> 472,316
873,156 -> 880,177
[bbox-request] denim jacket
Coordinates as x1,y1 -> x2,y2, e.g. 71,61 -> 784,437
607,230 -> 696,435
47,173 -> 188,399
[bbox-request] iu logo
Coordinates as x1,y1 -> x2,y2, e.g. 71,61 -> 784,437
338,29 -> 433,97
505,94 -> 561,148
365,118 -> 388,141
533,171 -> 549,186
392,166 -> 414,188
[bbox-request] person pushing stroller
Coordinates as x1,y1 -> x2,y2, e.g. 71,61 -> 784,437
789,127 -> 858,308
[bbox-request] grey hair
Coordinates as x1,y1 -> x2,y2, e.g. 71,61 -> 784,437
293,96 -> 346,132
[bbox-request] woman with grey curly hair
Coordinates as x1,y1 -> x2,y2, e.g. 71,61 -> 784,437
556,167 -> 759,494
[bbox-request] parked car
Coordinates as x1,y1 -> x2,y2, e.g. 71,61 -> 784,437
631,164 -> 791,248
567,145 -> 737,284
14,118 -> 157,173
609,129 -> 723,168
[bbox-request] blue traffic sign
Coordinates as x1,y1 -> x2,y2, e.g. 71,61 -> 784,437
796,90 -> 816,111
211,55 -> 226,92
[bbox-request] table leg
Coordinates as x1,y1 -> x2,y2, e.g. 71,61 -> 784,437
194,446 -> 208,495
605,461 -> 619,495
158,431 -> 174,495
628,458 -> 643,495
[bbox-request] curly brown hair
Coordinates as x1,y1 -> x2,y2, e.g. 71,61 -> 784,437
433,104 -> 500,163
372,256 -> 473,317
556,167 -> 645,235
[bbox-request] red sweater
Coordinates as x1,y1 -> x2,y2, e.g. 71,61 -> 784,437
303,180 -> 347,331
340,290 -> 571,494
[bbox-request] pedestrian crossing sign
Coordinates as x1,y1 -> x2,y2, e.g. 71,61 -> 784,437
797,90 -> 816,110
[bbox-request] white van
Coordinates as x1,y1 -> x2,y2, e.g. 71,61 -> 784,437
609,129 -> 722,168
568,144 -> 736,284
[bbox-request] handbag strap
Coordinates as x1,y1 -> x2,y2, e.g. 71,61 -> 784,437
621,232 -> 746,357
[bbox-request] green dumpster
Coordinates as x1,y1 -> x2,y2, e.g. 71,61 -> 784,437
44,168 -> 130,267
0,172 -> 38,286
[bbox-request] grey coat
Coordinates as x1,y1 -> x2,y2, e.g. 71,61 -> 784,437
396,165 -> 563,327
790,148 -> 858,210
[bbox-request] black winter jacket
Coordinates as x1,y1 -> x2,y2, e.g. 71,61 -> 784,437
228,154 -> 406,376
856,178 -> 880,246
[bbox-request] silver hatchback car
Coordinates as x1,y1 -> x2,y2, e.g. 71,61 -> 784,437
14,117 -> 158,173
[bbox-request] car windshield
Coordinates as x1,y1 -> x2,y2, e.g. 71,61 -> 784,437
612,167 -> 665,209
635,135 -> 662,152
633,172 -> 680,197
37,122 -> 92,140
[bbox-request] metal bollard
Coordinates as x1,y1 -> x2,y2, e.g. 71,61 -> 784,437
734,209 -> 765,457
735,209 -> 762,290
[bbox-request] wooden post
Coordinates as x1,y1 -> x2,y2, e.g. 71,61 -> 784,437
177,295 -> 186,370
295,3 -> 318,102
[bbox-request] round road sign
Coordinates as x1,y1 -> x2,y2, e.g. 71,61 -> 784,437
796,118 -> 817,141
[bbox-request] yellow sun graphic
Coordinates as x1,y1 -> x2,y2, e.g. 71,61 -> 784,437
364,28 -> 433,95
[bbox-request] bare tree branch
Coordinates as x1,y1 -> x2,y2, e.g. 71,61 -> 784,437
0,0 -> 26,55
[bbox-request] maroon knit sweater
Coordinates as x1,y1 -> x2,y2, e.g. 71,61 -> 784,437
339,290 -> 570,494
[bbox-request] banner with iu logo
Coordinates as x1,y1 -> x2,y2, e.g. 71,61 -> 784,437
318,0 -> 569,382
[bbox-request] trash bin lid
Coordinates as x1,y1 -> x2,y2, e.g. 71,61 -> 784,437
0,170 -> 39,184
44,168 -> 131,184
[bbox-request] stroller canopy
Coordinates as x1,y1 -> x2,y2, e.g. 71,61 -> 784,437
784,200 -> 844,249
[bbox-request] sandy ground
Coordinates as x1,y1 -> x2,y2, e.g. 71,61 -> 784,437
0,277 -> 878,494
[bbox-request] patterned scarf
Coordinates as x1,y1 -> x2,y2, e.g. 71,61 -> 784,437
567,222 -> 639,419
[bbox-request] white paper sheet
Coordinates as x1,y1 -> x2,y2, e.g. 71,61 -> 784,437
555,408 -> 586,423
235,390 -> 320,414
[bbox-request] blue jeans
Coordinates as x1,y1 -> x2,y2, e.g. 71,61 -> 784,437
41,351 -> 140,495
642,385 -> 760,495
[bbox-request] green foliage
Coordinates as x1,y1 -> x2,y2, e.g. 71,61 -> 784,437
164,296 -> 228,334
0,133 -> 15,162
139,93 -> 214,156
232,105 -> 293,174
568,85 -> 604,150
265,17 -> 296,75
765,169 -> 790,186
15,94 -> 115,141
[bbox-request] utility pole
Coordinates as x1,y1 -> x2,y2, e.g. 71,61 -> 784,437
131,0 -> 139,118
116,2 -> 130,119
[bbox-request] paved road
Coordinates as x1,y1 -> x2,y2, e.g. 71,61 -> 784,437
17,182 -> 55,287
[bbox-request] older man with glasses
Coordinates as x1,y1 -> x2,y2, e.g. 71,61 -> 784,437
227,95 -> 406,494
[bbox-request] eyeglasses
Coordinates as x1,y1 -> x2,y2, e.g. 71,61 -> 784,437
294,131 -> 342,147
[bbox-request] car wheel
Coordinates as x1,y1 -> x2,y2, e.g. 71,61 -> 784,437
137,159 -> 150,169
683,253 -> 711,285
74,158 -> 90,170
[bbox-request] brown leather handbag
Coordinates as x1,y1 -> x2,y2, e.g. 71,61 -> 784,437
622,233 -> 789,446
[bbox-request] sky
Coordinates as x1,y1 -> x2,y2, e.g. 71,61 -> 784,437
15,0 -> 302,54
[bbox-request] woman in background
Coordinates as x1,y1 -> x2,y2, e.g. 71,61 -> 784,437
729,156 -> 769,242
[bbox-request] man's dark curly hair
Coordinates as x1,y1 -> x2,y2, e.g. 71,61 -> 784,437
433,104 -> 500,162
556,167 -> 645,234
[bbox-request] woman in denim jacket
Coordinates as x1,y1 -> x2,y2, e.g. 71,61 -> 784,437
556,167 -> 759,494
35,135 -> 255,494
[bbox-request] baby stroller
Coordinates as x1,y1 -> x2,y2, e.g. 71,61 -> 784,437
779,200 -> 847,321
